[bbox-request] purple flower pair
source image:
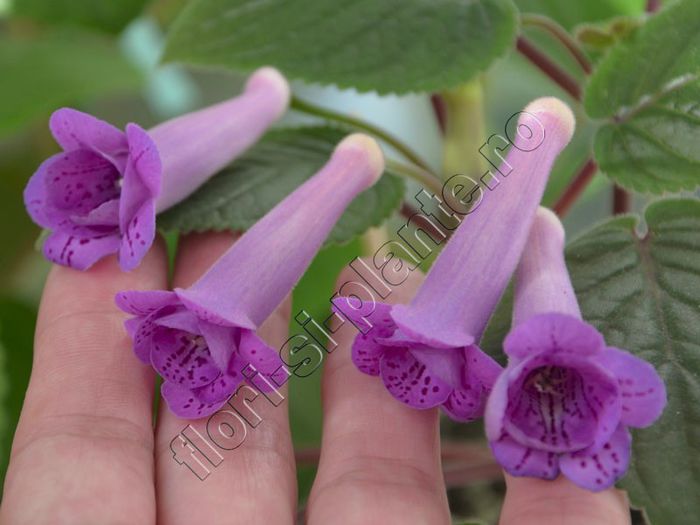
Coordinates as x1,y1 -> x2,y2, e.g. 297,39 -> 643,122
24,67 -> 290,271
117,134 -> 385,418
484,208 -> 666,491
333,98 -> 576,421
333,97 -> 665,490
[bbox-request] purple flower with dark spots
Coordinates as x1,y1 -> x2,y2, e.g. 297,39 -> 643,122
116,134 -> 384,418
485,208 -> 666,490
24,67 -> 289,271
333,98 -> 575,421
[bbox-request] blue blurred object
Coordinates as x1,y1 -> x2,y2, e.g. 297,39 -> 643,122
120,17 -> 200,118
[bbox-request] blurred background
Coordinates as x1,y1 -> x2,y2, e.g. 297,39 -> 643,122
0,0 -> 653,522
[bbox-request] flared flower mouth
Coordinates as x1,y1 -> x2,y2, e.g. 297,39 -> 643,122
485,312 -> 666,490
116,133 -> 385,419
116,290 -> 286,419
24,109 -> 162,271
501,350 -> 621,454
332,296 -> 501,421
482,208 -> 668,490
24,67 -> 291,272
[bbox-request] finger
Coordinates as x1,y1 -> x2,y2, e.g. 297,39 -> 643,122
1,243 -> 168,524
155,232 -> 296,524
500,474 -> 631,525
307,260 -> 451,525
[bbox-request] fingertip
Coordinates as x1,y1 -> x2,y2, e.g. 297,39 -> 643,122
40,237 -> 168,325
501,474 -> 631,525
333,256 -> 425,307
172,231 -> 239,288
258,293 -> 292,351
309,259 -> 448,525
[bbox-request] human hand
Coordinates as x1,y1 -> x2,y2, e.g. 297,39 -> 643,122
0,240 -> 632,524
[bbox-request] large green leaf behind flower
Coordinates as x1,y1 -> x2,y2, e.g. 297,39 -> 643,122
567,199 -> 700,524
585,0 -> 700,194
163,0 -> 517,94
158,126 -> 405,245
482,199 -> 700,524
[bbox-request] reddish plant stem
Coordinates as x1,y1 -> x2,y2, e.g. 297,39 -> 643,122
516,36 -> 582,100
521,14 -> 592,74
553,158 -> 598,217
646,0 -> 661,13
613,185 -> 631,214
401,201 -> 420,220
443,461 -> 504,487
430,93 -> 447,135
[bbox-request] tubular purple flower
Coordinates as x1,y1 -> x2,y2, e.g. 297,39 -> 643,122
116,134 -> 384,419
485,208 -> 666,491
24,67 -> 290,271
333,98 -> 575,421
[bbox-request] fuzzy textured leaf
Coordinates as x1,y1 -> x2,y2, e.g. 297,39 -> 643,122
479,199 -> 700,523
158,127 -> 405,245
565,198 -> 700,525
585,0 -> 700,193
163,0 -> 517,94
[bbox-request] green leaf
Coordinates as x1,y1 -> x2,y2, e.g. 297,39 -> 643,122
0,30 -> 142,137
479,198 -> 700,523
479,283 -> 512,366
0,298 -> 36,485
575,16 -> 642,53
516,0 -> 644,30
0,133 -> 51,274
12,0 -> 149,34
584,0 -> 700,193
565,198 -> 700,525
158,126 -> 405,245
163,0 -> 517,94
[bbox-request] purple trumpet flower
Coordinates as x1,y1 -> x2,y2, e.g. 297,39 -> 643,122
485,208 -> 666,491
116,134 -> 384,418
333,98 -> 575,421
24,67 -> 290,271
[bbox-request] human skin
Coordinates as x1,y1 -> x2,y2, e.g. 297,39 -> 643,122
0,243 -> 631,524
